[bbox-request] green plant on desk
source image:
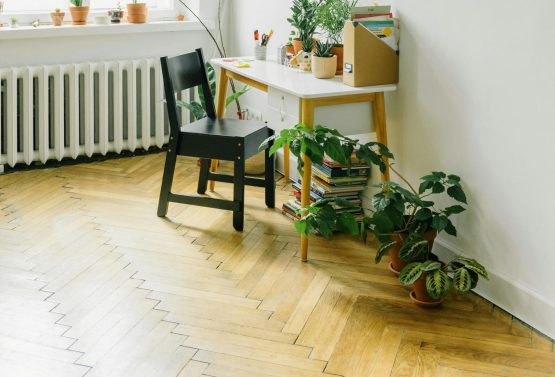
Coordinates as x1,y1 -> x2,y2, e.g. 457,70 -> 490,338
314,41 -> 334,57
176,63 -> 250,121
288,0 -> 321,43
317,0 -> 359,46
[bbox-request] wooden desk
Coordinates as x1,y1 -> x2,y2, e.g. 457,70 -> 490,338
211,58 -> 397,261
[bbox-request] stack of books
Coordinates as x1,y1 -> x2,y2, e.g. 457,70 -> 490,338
282,156 -> 370,223
351,5 -> 399,51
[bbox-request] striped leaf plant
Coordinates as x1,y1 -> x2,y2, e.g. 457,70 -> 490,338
399,257 -> 489,300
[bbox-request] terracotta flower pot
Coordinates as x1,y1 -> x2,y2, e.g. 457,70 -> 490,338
127,3 -> 148,24
70,6 -> 89,25
292,39 -> 303,55
410,270 -> 445,307
177,15 -> 185,21
388,229 -> 438,276
311,55 -> 337,79
50,12 -> 65,27
331,45 -> 344,75
285,44 -> 295,55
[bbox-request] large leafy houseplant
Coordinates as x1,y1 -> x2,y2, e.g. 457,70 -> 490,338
317,0 -> 358,46
288,0 -> 322,53
262,124 -> 488,306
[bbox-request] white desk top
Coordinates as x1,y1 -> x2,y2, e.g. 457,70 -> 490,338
211,57 -> 397,99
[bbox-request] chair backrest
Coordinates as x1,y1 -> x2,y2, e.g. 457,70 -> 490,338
160,49 -> 217,136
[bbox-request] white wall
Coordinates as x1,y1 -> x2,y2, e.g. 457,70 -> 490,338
229,0 -> 555,339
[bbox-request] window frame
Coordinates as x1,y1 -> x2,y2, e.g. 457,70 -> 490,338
0,0 -> 199,25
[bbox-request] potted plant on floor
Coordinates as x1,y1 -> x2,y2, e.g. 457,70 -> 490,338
127,0 -> 147,24
69,0 -> 89,25
370,171 -> 468,276
51,8 -> 65,26
312,41 -> 337,79
317,0 -> 358,75
400,256 -> 488,306
288,0 -> 321,54
261,124 -> 489,307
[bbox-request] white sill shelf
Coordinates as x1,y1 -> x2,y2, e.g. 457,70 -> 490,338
0,20 -> 214,40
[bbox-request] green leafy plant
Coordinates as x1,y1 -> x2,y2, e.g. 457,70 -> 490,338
301,34 -> 315,53
176,63 -> 250,121
399,257 -> 488,300
70,0 -> 83,6
314,41 -> 334,58
371,171 -> 468,264
288,0 -> 322,43
317,0 -> 359,45
261,124 -> 489,302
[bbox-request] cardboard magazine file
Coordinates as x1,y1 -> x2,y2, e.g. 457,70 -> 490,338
343,21 -> 399,87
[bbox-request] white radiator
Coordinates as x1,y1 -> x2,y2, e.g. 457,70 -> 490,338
0,58 -> 174,170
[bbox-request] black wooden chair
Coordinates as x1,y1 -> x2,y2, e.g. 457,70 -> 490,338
158,49 -> 275,231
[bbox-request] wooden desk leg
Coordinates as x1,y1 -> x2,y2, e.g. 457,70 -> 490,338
209,68 -> 230,191
300,98 -> 315,262
372,92 -> 390,181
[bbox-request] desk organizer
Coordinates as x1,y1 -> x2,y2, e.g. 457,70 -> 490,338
343,21 -> 399,87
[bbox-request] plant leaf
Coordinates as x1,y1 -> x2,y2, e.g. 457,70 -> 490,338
399,263 -> 423,286
323,137 -> 346,164
447,185 -> 468,204
420,261 -> 442,272
453,267 -> 472,292
226,85 -> 250,107
426,269 -> 450,299
375,240 -> 398,264
399,239 -> 429,261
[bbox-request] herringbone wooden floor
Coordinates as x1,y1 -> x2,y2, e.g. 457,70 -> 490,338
0,153 -> 553,377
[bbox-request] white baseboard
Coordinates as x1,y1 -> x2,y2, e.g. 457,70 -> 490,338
434,239 -> 555,340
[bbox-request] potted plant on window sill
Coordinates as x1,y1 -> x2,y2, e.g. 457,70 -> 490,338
108,2 -> 124,24
312,41 -> 337,79
127,0 -> 148,24
288,0 -> 320,55
51,8 -> 65,26
261,124 -> 489,307
69,0 -> 89,25
318,0 -> 359,75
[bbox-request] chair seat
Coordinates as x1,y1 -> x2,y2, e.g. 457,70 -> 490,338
181,118 -> 268,138
177,117 -> 272,161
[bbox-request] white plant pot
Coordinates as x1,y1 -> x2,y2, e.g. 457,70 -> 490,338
311,55 -> 338,79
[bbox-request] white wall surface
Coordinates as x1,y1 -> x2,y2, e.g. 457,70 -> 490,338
228,0 -> 555,338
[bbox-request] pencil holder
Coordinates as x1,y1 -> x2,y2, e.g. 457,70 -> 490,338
254,45 -> 267,60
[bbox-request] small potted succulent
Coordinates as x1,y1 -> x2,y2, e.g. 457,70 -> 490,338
108,2 -> 124,23
51,8 -> 65,26
287,0 -> 320,54
10,17 -> 18,28
127,0 -> 148,24
311,41 -> 337,79
69,0 -> 89,25
317,0 -> 359,75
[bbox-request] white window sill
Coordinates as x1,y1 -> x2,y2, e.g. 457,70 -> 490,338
0,20 -> 214,41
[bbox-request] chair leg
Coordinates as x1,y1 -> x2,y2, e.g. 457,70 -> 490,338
157,148 -> 178,217
233,158 -> 246,231
265,138 -> 276,209
197,158 -> 211,195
